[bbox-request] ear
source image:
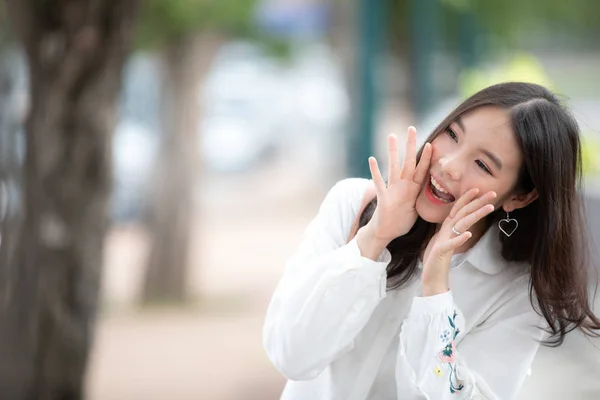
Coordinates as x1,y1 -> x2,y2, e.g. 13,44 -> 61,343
502,189 -> 538,212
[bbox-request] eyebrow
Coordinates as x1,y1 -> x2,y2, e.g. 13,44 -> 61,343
454,117 -> 503,171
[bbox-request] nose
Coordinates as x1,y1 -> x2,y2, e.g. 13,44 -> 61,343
438,154 -> 462,181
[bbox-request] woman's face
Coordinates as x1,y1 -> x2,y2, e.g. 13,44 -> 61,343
416,106 -> 524,224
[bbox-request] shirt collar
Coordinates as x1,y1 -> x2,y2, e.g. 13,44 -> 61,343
462,225 -> 506,275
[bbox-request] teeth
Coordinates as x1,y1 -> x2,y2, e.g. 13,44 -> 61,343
430,176 -> 449,194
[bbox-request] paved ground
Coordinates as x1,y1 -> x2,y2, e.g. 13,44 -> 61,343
87,159 -> 323,400
87,309 -> 286,400
87,149 -> 600,399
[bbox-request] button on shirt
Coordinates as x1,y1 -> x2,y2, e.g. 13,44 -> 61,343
263,178 -> 547,400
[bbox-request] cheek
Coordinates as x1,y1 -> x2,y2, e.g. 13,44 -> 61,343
458,176 -> 509,206
430,140 -> 448,164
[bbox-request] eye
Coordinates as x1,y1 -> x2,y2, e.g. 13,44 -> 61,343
476,160 -> 492,175
447,128 -> 458,142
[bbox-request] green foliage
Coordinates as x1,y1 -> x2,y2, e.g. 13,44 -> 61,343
441,0 -> 600,43
458,53 -> 556,98
387,0 -> 600,49
137,0 -> 258,48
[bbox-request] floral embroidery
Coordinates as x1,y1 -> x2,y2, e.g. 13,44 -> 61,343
439,329 -> 451,345
440,341 -> 456,364
439,310 -> 464,394
433,365 -> 443,378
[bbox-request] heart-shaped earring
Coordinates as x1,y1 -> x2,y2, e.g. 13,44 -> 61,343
498,211 -> 518,237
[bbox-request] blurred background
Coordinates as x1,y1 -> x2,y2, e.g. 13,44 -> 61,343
0,0 -> 600,399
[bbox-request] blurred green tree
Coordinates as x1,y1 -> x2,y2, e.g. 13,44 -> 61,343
337,0 -> 600,176
0,0 -> 140,397
442,0 -> 600,44
137,0 -> 257,304
386,0 -> 600,118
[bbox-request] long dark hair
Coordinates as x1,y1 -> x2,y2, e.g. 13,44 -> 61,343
357,82 -> 600,346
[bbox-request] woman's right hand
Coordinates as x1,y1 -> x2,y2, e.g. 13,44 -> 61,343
362,126 -> 432,245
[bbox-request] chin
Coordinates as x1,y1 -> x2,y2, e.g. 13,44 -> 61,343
415,191 -> 450,224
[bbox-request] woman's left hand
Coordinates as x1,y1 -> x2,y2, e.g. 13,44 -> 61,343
421,188 -> 497,296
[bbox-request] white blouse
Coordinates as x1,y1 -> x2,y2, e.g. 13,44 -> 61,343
263,178 -> 548,399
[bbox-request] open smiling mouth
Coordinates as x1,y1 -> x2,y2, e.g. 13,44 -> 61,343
429,175 -> 456,203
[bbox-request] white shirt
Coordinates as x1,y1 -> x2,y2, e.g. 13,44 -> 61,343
263,178 -> 548,400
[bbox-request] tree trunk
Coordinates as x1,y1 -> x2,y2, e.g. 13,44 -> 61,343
141,34 -> 220,304
0,1 -> 139,399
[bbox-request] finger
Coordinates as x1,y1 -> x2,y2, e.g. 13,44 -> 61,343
453,191 -> 497,222
453,204 -> 495,234
438,231 -> 472,254
387,134 -> 401,185
368,157 -> 387,196
400,126 -> 417,180
413,142 -> 432,185
448,188 -> 480,219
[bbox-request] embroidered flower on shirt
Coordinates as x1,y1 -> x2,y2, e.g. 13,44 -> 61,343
439,329 -> 451,344
438,310 -> 464,394
433,365 -> 443,378
439,341 -> 456,363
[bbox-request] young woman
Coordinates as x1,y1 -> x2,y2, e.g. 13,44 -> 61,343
263,82 -> 600,399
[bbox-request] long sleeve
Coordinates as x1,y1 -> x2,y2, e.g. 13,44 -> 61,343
263,178 -> 391,381
396,290 -> 546,399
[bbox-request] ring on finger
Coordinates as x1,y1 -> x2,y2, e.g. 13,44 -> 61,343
452,226 -> 462,236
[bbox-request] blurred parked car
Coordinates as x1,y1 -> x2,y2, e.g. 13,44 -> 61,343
198,40 -> 350,173
110,54 -> 160,222
110,119 -> 158,222
199,41 -> 286,173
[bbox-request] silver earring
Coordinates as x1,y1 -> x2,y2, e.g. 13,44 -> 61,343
498,211 -> 518,237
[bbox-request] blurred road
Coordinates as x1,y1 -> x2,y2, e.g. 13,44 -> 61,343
87,312 -> 284,400
88,155 -> 600,400
89,158 -> 322,400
